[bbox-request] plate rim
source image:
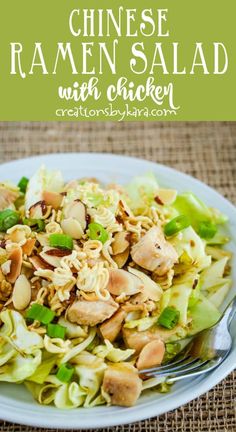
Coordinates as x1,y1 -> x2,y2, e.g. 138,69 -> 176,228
0,152 -> 235,429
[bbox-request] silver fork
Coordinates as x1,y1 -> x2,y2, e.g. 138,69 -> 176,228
140,295 -> 236,383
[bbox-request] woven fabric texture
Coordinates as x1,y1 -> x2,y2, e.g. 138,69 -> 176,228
0,121 -> 235,432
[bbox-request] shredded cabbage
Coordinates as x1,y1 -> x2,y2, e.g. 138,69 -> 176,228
25,165 -> 64,210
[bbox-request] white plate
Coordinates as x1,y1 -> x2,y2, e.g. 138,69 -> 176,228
0,153 -> 235,429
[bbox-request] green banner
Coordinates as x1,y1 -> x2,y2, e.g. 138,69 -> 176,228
0,0 -> 235,121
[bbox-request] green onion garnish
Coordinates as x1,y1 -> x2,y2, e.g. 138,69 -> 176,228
18,176 -> 29,193
47,323 -> 66,339
26,304 -> 55,325
164,215 -> 190,237
49,233 -> 73,250
198,221 -> 217,239
56,363 -> 75,383
158,307 -> 180,329
0,209 -> 19,232
88,222 -> 108,244
23,217 -> 45,232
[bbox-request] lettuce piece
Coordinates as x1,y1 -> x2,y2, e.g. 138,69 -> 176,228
124,316 -> 157,331
126,172 -> 159,211
170,226 -> 211,271
0,310 -> 43,382
61,328 -> 96,364
58,317 -> 87,339
173,192 -> 227,231
28,354 -> 56,384
207,280 -> 231,308
188,294 -> 221,335
75,361 -> 107,407
0,349 -> 42,382
0,310 -> 43,354
93,340 -> 134,362
25,165 -> 64,211
161,272 -> 198,326
54,382 -> 86,409
200,257 -> 229,291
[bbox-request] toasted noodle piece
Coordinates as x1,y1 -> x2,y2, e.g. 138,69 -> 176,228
0,273 -> 12,302
136,340 -> 165,370
112,247 -> 130,268
131,226 -> 178,275
112,231 -> 130,255
107,269 -> 143,296
102,363 -> 142,407
6,247 -> 22,283
122,303 -> 145,313
67,297 -> 119,326
42,191 -> 63,209
80,291 -> 99,301
22,238 -> 36,256
29,255 -> 54,271
0,186 -> 18,211
100,309 -> 126,342
12,274 -> 31,311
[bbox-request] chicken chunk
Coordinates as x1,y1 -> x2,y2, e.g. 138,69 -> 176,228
123,327 -> 181,353
100,309 -> 126,342
67,298 -> 118,326
107,269 -> 143,296
102,363 -> 142,407
131,226 -> 178,275
136,340 -> 165,370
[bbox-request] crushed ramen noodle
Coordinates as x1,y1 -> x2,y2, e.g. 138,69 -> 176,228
0,166 -> 232,409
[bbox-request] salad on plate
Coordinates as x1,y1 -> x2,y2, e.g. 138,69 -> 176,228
0,167 -> 232,408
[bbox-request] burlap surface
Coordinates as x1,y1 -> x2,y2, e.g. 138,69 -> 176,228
0,121 -> 235,432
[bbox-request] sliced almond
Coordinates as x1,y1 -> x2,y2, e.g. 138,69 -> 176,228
22,238 -> 36,256
29,255 -> 54,271
107,269 -> 143,296
128,267 -> 162,301
64,200 -> 87,230
36,233 -> 49,247
29,201 -> 47,219
136,339 -> 165,370
6,247 -> 22,284
113,248 -> 130,269
155,189 -> 177,206
12,274 -> 31,310
61,217 -> 84,239
40,246 -> 71,268
42,191 -> 63,209
112,231 -> 130,255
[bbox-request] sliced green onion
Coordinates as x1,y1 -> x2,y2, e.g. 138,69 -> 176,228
49,233 -> 73,250
26,304 -> 55,325
88,222 -> 108,244
23,217 -> 45,232
47,323 -> 66,339
0,209 -> 19,232
56,363 -> 75,383
198,221 -> 217,239
164,215 -> 190,237
158,307 -> 180,329
18,176 -> 29,193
